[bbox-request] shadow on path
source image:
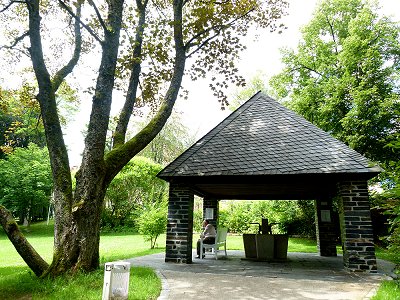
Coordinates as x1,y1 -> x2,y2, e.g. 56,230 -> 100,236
127,251 -> 395,300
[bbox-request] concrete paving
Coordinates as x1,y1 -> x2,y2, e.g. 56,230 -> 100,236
126,251 -> 396,300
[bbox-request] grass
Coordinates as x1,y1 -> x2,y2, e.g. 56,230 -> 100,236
0,222 -> 164,299
372,280 -> 400,300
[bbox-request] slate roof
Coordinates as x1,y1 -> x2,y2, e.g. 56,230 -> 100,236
158,92 -> 380,179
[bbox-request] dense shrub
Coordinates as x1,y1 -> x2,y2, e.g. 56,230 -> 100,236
137,205 -> 168,249
101,156 -> 167,230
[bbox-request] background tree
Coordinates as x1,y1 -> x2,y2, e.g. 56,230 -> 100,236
229,71 -> 269,111
0,0 -> 288,277
0,84 -> 46,157
0,143 -> 53,226
270,0 -> 400,164
0,83 -> 78,158
137,112 -> 195,165
376,137 -> 400,262
102,156 -> 167,230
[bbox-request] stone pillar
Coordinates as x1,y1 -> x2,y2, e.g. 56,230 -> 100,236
315,199 -> 337,256
338,181 -> 377,272
165,183 -> 194,263
203,198 -> 219,229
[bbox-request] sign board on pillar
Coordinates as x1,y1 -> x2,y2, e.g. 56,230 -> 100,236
205,208 -> 214,220
321,210 -> 331,222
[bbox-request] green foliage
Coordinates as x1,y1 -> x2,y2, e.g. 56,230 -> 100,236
220,201 -> 254,233
378,138 -> 400,262
0,83 -> 78,159
218,200 -> 315,236
137,113 -> 195,165
372,280 -> 400,300
0,84 -> 46,157
137,205 -> 168,249
0,143 -> 52,224
193,206 -> 203,233
102,156 -> 167,230
270,0 -> 400,164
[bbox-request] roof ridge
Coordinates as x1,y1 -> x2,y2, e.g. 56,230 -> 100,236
158,91 -> 263,176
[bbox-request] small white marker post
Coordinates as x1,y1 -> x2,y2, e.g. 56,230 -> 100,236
102,262 -> 131,300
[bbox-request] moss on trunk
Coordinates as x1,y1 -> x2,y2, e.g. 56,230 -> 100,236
0,205 -> 49,277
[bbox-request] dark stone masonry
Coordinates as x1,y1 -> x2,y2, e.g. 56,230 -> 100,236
338,181 -> 377,272
315,199 -> 338,257
202,198 -> 219,229
165,183 -> 194,263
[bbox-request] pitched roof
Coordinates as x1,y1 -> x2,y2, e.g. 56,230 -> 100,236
158,92 -> 380,179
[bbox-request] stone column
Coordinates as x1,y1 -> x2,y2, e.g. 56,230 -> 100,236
165,183 -> 194,263
315,199 -> 337,256
203,198 -> 219,230
338,181 -> 377,272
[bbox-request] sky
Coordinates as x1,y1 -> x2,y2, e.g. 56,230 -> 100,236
59,0 -> 400,167
174,0 -> 400,140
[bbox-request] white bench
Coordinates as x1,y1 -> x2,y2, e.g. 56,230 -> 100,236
200,227 -> 228,260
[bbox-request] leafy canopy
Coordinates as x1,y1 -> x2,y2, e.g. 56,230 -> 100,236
103,156 -> 167,229
270,0 -> 400,164
0,143 -> 53,224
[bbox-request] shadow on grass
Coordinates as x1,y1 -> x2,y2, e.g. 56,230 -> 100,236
0,265 -> 39,300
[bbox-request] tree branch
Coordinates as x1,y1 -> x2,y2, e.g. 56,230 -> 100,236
0,31 -> 30,56
186,30 -> 220,58
26,0 -> 73,256
52,2 -> 82,91
104,0 -> 186,183
57,0 -> 103,44
88,0 -> 107,32
75,0 -> 124,186
0,205 -> 49,277
112,0 -> 148,147
0,0 -> 25,13
292,61 -> 324,78
185,7 -> 255,58
325,15 -> 339,55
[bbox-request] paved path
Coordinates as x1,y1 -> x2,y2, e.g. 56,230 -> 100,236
126,251 -> 395,300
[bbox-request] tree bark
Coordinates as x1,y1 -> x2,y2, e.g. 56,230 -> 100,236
45,0 -> 125,275
105,0 -> 186,182
0,205 -> 49,277
113,0 -> 148,147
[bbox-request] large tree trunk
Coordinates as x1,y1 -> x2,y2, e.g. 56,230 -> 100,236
43,187 -> 107,276
45,0 -> 125,276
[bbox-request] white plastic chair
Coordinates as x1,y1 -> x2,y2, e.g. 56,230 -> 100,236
200,227 -> 228,260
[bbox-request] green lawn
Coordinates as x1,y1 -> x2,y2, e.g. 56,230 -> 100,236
0,222 -> 164,299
